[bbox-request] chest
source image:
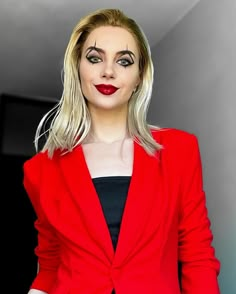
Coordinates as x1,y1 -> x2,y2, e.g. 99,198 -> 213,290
81,138 -> 134,178
40,141 -> 182,255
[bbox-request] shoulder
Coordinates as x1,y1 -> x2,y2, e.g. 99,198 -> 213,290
151,127 -> 199,150
23,149 -> 62,182
24,146 -> 67,173
150,127 -> 200,164
23,149 -> 62,169
149,128 -> 202,177
23,151 -> 47,172
23,152 -> 47,188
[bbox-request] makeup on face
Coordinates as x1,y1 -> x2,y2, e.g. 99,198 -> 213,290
85,45 -> 136,68
94,84 -> 119,95
79,26 -> 140,109
84,44 -> 137,96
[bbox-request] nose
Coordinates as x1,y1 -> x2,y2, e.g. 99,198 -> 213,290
101,61 -> 116,79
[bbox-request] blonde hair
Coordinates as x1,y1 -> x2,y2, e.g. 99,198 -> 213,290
35,8 -> 162,158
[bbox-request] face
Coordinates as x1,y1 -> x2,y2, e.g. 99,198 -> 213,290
79,26 -> 140,113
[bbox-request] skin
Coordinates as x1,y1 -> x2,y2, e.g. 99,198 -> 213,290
79,26 -> 140,143
78,26 -> 141,177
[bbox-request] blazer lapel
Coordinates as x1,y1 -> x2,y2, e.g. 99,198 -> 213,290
58,134 -> 164,266
113,139 -> 163,265
59,146 -> 114,262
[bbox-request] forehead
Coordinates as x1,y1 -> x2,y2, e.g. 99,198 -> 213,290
82,26 -> 139,54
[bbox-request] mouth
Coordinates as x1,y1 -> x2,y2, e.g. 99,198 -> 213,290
95,84 -> 119,95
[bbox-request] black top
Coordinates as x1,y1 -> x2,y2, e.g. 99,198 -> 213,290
92,176 -> 131,250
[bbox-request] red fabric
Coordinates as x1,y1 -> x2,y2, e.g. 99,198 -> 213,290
23,128 -> 220,294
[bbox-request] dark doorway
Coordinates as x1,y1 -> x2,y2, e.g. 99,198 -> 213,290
0,93 -> 57,293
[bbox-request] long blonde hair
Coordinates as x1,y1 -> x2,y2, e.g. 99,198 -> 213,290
35,8 -> 162,158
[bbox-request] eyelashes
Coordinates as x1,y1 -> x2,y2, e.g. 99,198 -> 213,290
86,55 -> 134,67
117,58 -> 133,67
86,56 -> 101,64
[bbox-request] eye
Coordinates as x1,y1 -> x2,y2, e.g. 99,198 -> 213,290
117,58 -> 133,67
86,55 -> 102,64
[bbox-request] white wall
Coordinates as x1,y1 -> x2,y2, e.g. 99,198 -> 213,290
148,0 -> 236,292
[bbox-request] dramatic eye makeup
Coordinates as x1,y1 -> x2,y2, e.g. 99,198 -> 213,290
85,45 -> 135,67
116,50 -> 135,67
86,55 -> 102,64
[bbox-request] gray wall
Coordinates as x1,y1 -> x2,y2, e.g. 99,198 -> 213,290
148,0 -> 236,293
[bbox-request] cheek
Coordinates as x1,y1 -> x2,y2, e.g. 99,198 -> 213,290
130,75 -> 140,91
78,65 -> 88,95
78,62 -> 85,81
79,74 -> 85,92
80,67 -> 96,89
79,59 -> 91,79
127,67 -> 140,88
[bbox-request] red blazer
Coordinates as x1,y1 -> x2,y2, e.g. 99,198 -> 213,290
23,128 -> 220,294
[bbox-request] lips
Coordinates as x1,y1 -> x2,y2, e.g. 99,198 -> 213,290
95,84 -> 118,95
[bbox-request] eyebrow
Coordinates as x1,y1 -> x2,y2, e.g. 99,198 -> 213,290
85,46 -> 136,59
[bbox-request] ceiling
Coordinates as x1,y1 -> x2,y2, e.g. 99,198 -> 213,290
0,0 -> 200,97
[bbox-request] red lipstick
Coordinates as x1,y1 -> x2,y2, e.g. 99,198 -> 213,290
95,84 -> 118,95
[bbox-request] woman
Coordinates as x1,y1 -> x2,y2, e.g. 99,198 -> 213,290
23,8 -> 221,294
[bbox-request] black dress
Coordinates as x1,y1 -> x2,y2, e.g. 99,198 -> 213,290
92,176 -> 131,294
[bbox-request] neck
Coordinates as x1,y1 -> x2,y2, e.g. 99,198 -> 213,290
86,106 -> 129,144
87,123 -> 129,144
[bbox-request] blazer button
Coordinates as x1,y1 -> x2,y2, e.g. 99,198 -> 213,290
110,267 -> 121,282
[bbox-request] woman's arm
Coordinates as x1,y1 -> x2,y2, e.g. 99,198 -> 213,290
178,134 -> 221,293
23,155 -> 60,293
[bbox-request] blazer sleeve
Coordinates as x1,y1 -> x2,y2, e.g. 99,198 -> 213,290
178,134 -> 221,293
23,154 -> 60,293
